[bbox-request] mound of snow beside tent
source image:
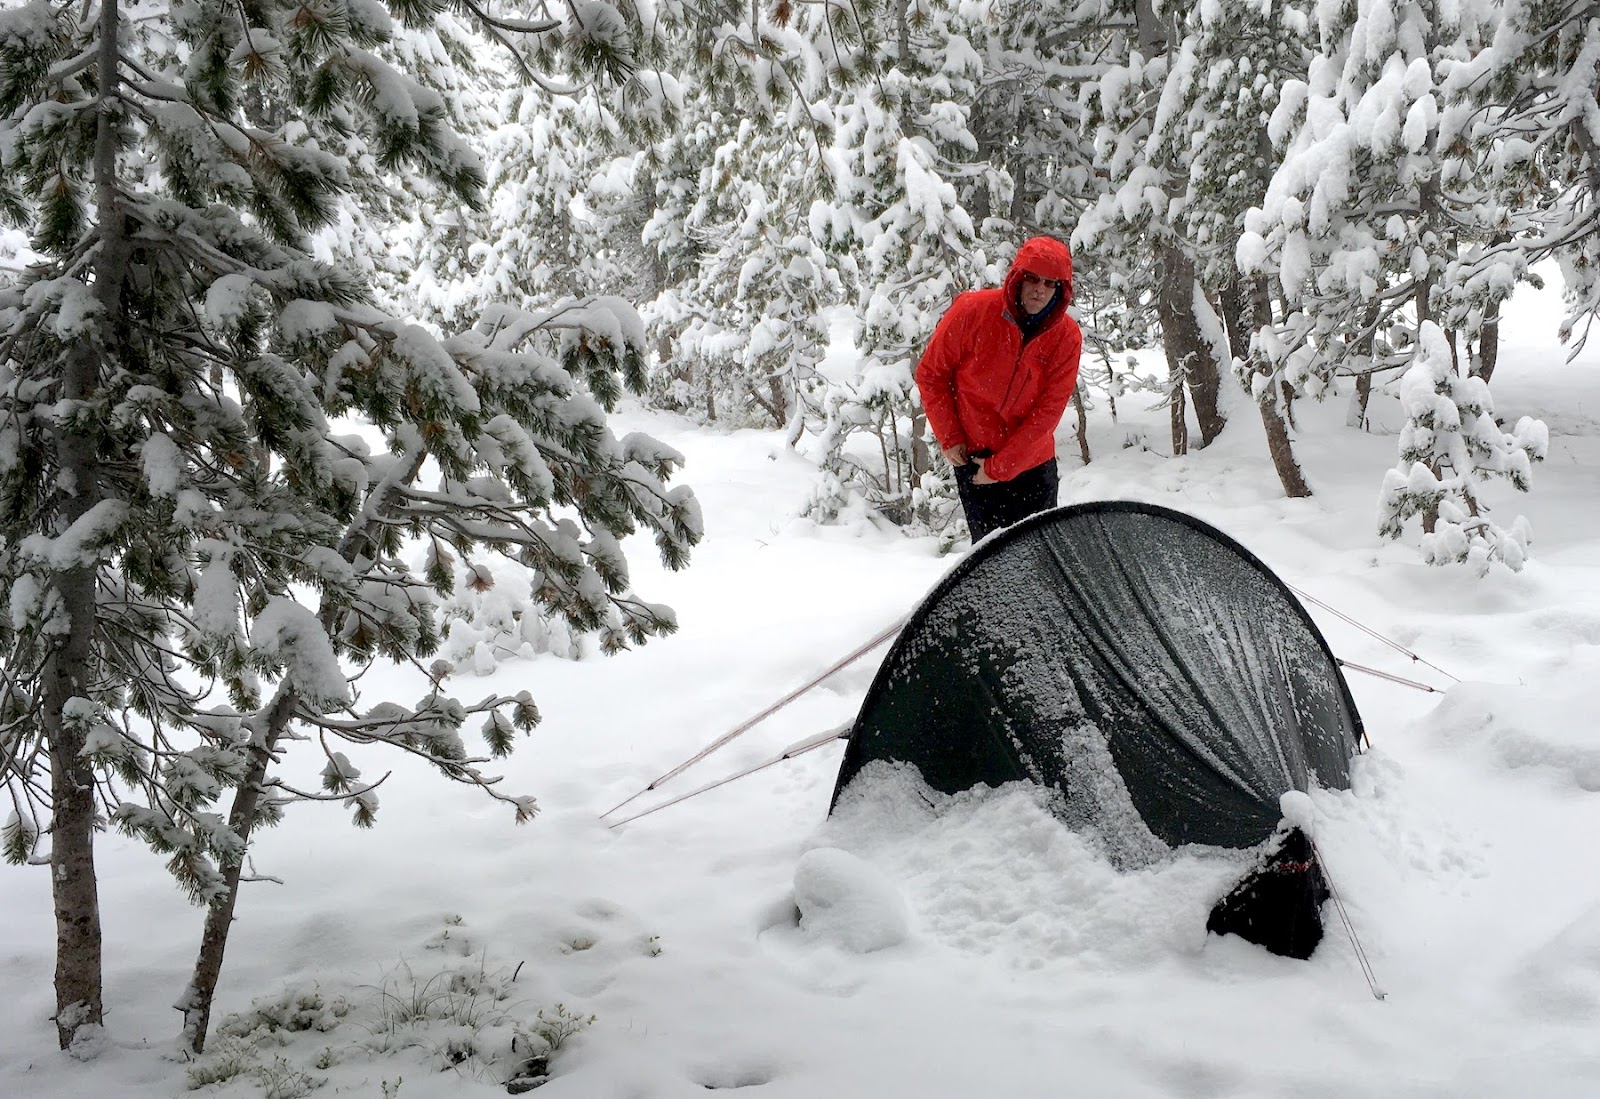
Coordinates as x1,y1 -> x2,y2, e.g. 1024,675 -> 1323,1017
792,847 -> 910,953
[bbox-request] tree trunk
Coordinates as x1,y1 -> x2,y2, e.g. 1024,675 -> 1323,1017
1102,344 -> 1120,422
1072,389 -> 1091,466
1246,277 -> 1310,497
910,411 -> 931,479
182,445 -> 428,1053
784,385 -> 806,450
1345,301 -> 1381,429
1416,173 -> 1442,533
1156,247 -> 1225,446
1009,159 -> 1029,225
181,688 -> 298,1052
1132,0 -> 1225,447
767,375 -> 787,430
1258,389 -> 1311,497
50,0 -> 130,1050
1474,297 -> 1501,383
744,374 -> 784,428
1348,371 -> 1374,430
45,570 -> 103,1052
1134,0 -> 1170,52
47,317 -> 108,1054
1216,274 -> 1254,363
1169,373 -> 1188,456
969,125 -> 995,225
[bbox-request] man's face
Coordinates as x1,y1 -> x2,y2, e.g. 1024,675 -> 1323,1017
1018,271 -> 1061,316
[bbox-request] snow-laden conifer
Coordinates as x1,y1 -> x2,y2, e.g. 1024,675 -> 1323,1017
0,0 -> 697,1053
654,113 -> 843,432
628,0 -> 856,432
803,0 -> 1000,534
1434,0 -> 1600,364
1378,321 -> 1547,572
1078,0 -> 1255,456
1161,0 -> 1317,490
1239,0 -> 1548,566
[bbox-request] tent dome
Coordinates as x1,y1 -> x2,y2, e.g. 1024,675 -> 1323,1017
830,501 -> 1364,863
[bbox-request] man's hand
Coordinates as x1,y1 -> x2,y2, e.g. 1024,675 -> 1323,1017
941,444 -> 969,467
972,458 -> 996,485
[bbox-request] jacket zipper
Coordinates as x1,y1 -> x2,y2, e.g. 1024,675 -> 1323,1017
997,323 -> 1028,416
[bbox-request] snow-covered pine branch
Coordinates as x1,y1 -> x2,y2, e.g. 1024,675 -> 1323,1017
1377,320 -> 1548,574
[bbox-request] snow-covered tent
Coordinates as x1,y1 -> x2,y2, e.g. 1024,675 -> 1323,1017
830,501 -> 1364,957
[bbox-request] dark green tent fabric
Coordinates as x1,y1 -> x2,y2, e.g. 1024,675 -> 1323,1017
830,501 -> 1363,856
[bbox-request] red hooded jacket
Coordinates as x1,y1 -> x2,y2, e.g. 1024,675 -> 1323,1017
915,237 -> 1082,483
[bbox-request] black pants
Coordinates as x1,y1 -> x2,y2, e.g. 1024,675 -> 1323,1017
954,458 -> 1060,542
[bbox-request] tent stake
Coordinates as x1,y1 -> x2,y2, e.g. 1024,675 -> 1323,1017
599,617 -> 905,820
608,725 -> 851,829
1312,837 -> 1386,1002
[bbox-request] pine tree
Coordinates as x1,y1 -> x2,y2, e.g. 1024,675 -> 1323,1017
673,115 -> 843,432
1439,0 -> 1600,365
814,92 -> 987,527
1080,0 -> 1235,454
1156,0 -> 1316,494
1378,321 -> 1547,571
313,8 -> 506,321
0,0 -> 697,1053
636,96 -> 841,431
627,0 -> 858,432
638,100 -> 731,418
1239,0 -> 1549,566
804,0 -> 1000,534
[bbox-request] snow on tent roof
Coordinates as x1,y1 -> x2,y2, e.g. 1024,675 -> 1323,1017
830,501 -> 1363,862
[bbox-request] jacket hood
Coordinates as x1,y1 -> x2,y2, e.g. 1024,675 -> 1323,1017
1002,236 -> 1075,313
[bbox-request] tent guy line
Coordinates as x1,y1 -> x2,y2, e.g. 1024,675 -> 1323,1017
597,617 -> 907,821
1290,583 -> 1461,683
1336,659 -> 1441,695
606,725 -> 851,830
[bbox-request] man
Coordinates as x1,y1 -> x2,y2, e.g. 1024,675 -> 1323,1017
915,236 -> 1082,542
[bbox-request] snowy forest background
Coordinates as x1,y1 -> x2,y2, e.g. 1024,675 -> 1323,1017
3,0 -> 1600,1093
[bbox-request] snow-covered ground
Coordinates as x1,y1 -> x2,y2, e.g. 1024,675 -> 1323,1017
5,277 -> 1600,1098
